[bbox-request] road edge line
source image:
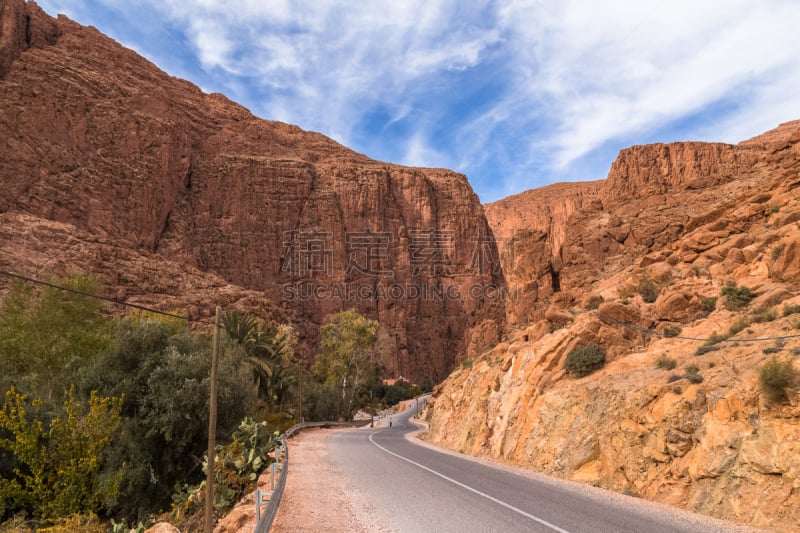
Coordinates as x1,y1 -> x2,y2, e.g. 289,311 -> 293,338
368,431 -> 570,533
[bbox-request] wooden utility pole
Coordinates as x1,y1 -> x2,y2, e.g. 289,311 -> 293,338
205,306 -> 221,533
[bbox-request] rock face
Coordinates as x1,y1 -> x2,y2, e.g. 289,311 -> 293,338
427,120 -> 800,529
485,181 -> 601,325
0,0 -> 503,380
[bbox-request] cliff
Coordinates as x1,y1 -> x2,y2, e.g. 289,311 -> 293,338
0,0 -> 503,380
485,181 -> 601,325
427,120 -> 800,529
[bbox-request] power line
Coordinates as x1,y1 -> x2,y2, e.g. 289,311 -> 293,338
0,270 -> 216,326
593,310 -> 800,343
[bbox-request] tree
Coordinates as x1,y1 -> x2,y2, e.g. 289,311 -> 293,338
78,315 -> 257,520
221,310 -> 297,410
0,387 -> 122,521
313,310 -> 379,420
0,275 -> 113,404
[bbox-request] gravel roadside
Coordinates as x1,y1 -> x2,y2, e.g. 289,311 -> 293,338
271,428 -> 395,532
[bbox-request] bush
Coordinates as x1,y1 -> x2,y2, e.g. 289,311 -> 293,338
763,346 -> 782,354
79,317 -> 258,520
667,374 -> 682,383
686,372 -> 704,384
759,357 -> 798,402
564,345 -> 606,377
663,326 -> 682,338
782,304 -> 800,316
700,296 -> 718,313
721,285 -> 752,311
684,364 -> 703,383
751,307 -> 778,323
655,356 -> 677,370
695,345 -> 721,356
728,317 -> 750,336
771,243 -> 785,261
0,387 -> 122,521
637,279 -> 660,304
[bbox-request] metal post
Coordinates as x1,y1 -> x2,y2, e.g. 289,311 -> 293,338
204,306 -> 221,533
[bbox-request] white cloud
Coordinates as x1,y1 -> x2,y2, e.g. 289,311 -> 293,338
129,0 -> 501,148
402,130 -> 453,169
496,0 -> 800,169
34,0 -> 800,200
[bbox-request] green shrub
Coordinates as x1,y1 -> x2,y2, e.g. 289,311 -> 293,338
728,316 -> 750,335
751,306 -> 778,323
667,374 -> 682,383
663,325 -> 682,338
637,279 -> 660,304
564,345 -> 606,377
655,356 -> 677,370
721,285 -> 752,311
684,364 -> 703,383
461,359 -> 474,369
782,304 -> 800,316
686,372 -> 704,384
695,345 -> 721,356
771,243 -> 785,261
0,387 -> 123,521
700,296 -> 718,313
763,346 -> 782,354
758,357 -> 798,402
703,332 -> 729,346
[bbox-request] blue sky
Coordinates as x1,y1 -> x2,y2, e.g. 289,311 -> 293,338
37,0 -> 800,203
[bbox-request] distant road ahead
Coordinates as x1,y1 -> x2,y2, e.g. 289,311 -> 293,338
327,405 -> 754,533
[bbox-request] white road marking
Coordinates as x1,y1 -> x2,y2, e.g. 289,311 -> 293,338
368,431 -> 571,533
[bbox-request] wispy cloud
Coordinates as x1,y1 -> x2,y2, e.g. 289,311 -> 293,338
35,0 -> 800,202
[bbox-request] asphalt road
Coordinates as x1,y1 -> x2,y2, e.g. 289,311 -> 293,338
326,403 -> 751,533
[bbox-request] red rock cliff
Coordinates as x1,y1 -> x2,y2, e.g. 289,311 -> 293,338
0,0 -> 503,380
484,181 -> 601,325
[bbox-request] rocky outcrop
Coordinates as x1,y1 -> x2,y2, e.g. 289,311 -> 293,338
484,181 -> 601,325
0,212 -> 285,321
601,142 -> 764,204
740,119 -> 800,146
0,0 -> 503,380
426,120 -> 800,529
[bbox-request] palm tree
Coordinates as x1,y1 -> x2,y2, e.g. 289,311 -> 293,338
222,310 -> 294,408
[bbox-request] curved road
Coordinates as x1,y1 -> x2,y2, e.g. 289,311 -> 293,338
326,403 -> 754,533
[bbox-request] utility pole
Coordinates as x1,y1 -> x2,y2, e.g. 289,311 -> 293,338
205,306 -> 221,533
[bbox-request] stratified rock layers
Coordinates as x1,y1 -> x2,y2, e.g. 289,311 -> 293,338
0,0 -> 503,380
430,120 -> 800,530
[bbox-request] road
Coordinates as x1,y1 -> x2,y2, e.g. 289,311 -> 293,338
326,403 -> 754,533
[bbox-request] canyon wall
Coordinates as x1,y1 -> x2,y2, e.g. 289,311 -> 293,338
427,120 -> 800,529
0,0 -> 503,380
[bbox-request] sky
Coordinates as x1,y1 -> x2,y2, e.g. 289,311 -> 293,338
36,0 -> 800,203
